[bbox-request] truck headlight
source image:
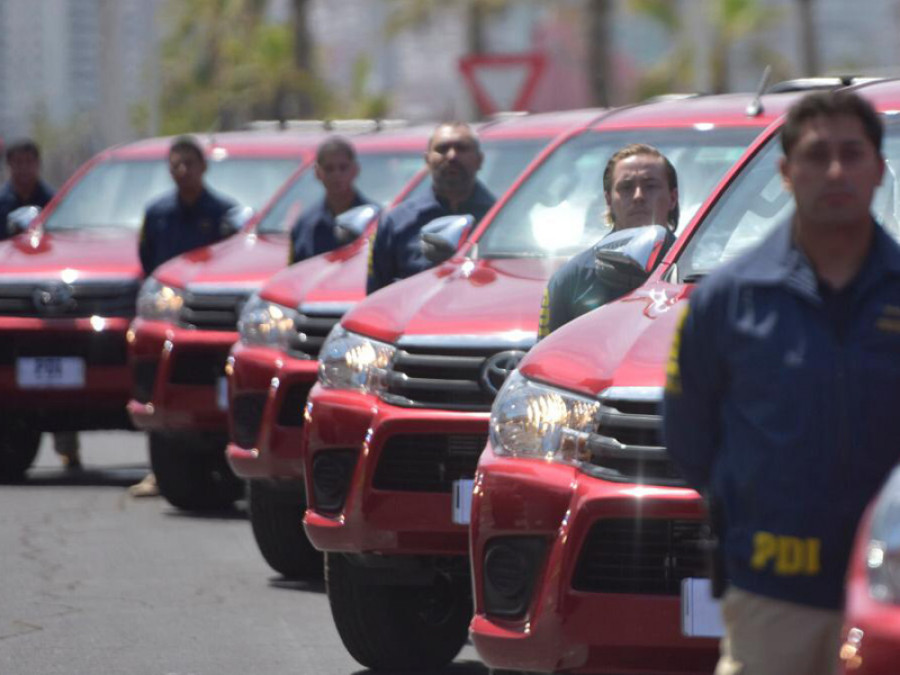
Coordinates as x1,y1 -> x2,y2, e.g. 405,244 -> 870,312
490,370 -> 600,464
136,278 -> 185,322
867,467 -> 900,604
237,294 -> 301,351
318,325 -> 396,394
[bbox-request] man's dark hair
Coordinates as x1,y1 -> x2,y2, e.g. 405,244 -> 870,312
316,136 -> 356,164
781,91 -> 883,157
602,143 -> 679,228
5,138 -> 40,162
169,135 -> 205,163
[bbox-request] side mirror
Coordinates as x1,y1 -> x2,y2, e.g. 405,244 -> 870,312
222,205 -> 254,236
334,204 -> 381,245
7,205 -> 40,235
420,214 -> 475,264
593,224 -> 672,289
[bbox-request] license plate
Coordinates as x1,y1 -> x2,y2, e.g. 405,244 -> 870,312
681,578 -> 724,637
452,478 -> 474,525
16,357 -> 86,389
216,377 -> 229,411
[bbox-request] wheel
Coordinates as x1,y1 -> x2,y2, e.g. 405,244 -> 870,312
248,480 -> 322,578
0,426 -> 41,483
149,432 -> 244,511
325,553 -> 471,671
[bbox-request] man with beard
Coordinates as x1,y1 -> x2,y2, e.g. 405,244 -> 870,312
366,121 -> 494,294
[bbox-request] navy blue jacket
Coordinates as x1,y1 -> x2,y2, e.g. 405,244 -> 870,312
139,187 -> 237,276
366,181 -> 495,294
664,217 -> 900,609
288,190 -> 372,264
539,228 -> 676,338
0,180 -> 54,240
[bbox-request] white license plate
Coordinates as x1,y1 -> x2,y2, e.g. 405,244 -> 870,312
216,377 -> 229,411
16,357 -> 86,389
681,578 -> 724,637
452,478 -> 474,525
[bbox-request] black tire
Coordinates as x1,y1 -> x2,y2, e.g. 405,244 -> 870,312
248,480 -> 322,578
325,553 -> 471,671
0,427 -> 41,483
149,432 -> 244,511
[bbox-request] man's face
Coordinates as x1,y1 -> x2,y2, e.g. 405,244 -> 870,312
426,125 -> 483,197
315,150 -> 359,197
169,149 -> 206,194
606,153 -> 677,231
7,150 -> 40,190
780,114 -> 884,232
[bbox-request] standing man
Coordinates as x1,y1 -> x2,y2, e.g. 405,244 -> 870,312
132,136 -> 237,497
0,139 -> 55,239
538,143 -> 679,337
139,136 -> 237,276
0,139 -> 83,470
664,91 -> 900,675
366,122 -> 494,294
289,136 -> 372,264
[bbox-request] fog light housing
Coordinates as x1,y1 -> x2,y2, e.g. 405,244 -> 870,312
483,536 -> 546,618
312,449 -> 357,513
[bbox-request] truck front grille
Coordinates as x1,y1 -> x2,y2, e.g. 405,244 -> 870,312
0,279 -> 139,318
582,390 -> 686,486
572,518 -> 708,595
383,347 -> 521,412
373,433 -> 487,493
0,332 -> 127,366
178,290 -> 251,331
286,312 -> 342,359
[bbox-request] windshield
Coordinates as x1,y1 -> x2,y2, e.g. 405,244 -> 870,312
256,151 -> 426,234
474,128 -> 758,258
676,117 -> 900,279
43,157 -> 299,231
402,138 -> 549,205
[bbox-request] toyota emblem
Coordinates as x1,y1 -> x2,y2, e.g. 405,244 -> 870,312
32,281 -> 75,315
479,350 -> 526,396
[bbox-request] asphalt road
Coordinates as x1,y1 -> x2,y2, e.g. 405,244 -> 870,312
0,431 -> 488,675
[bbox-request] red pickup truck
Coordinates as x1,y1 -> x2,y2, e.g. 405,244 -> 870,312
471,79 -> 898,675
0,130 -> 310,481
126,126 -> 433,510
299,91 -> 810,670
225,110 -> 596,578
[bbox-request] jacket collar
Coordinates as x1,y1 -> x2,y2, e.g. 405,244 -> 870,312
732,214 -> 900,301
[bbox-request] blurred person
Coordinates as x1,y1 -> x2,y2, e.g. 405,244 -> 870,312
132,136 -> 238,497
0,138 -> 54,240
366,122 -> 494,294
538,143 -> 678,337
0,139 -> 82,470
664,91 -> 900,675
289,136 -> 373,264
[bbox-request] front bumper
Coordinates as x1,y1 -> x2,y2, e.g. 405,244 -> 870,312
0,316 -> 132,430
469,442 -> 718,675
224,341 -> 318,479
302,383 -> 489,556
127,318 -> 236,432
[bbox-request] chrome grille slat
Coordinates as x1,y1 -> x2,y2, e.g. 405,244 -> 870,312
178,291 -> 250,331
0,280 -> 139,318
289,312 -> 342,358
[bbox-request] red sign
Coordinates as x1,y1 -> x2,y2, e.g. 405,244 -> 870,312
459,53 -> 547,115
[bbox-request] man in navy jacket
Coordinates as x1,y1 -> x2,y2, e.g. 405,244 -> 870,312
366,122 -> 494,294
665,91 -> 900,675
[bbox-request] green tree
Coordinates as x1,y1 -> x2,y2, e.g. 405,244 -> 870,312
157,0 -> 327,133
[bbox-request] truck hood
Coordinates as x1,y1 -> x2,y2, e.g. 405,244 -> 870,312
343,257 -> 567,345
153,232 -> 288,291
0,227 -> 141,280
256,237 -> 369,311
519,280 -> 692,397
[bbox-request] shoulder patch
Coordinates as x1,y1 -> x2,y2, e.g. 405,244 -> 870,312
538,287 -> 551,339
665,305 -> 690,395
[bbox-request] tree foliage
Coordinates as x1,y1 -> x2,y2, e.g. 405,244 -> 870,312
157,0 -> 328,134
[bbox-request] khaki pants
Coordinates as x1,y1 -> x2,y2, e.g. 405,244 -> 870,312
715,587 -> 843,675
